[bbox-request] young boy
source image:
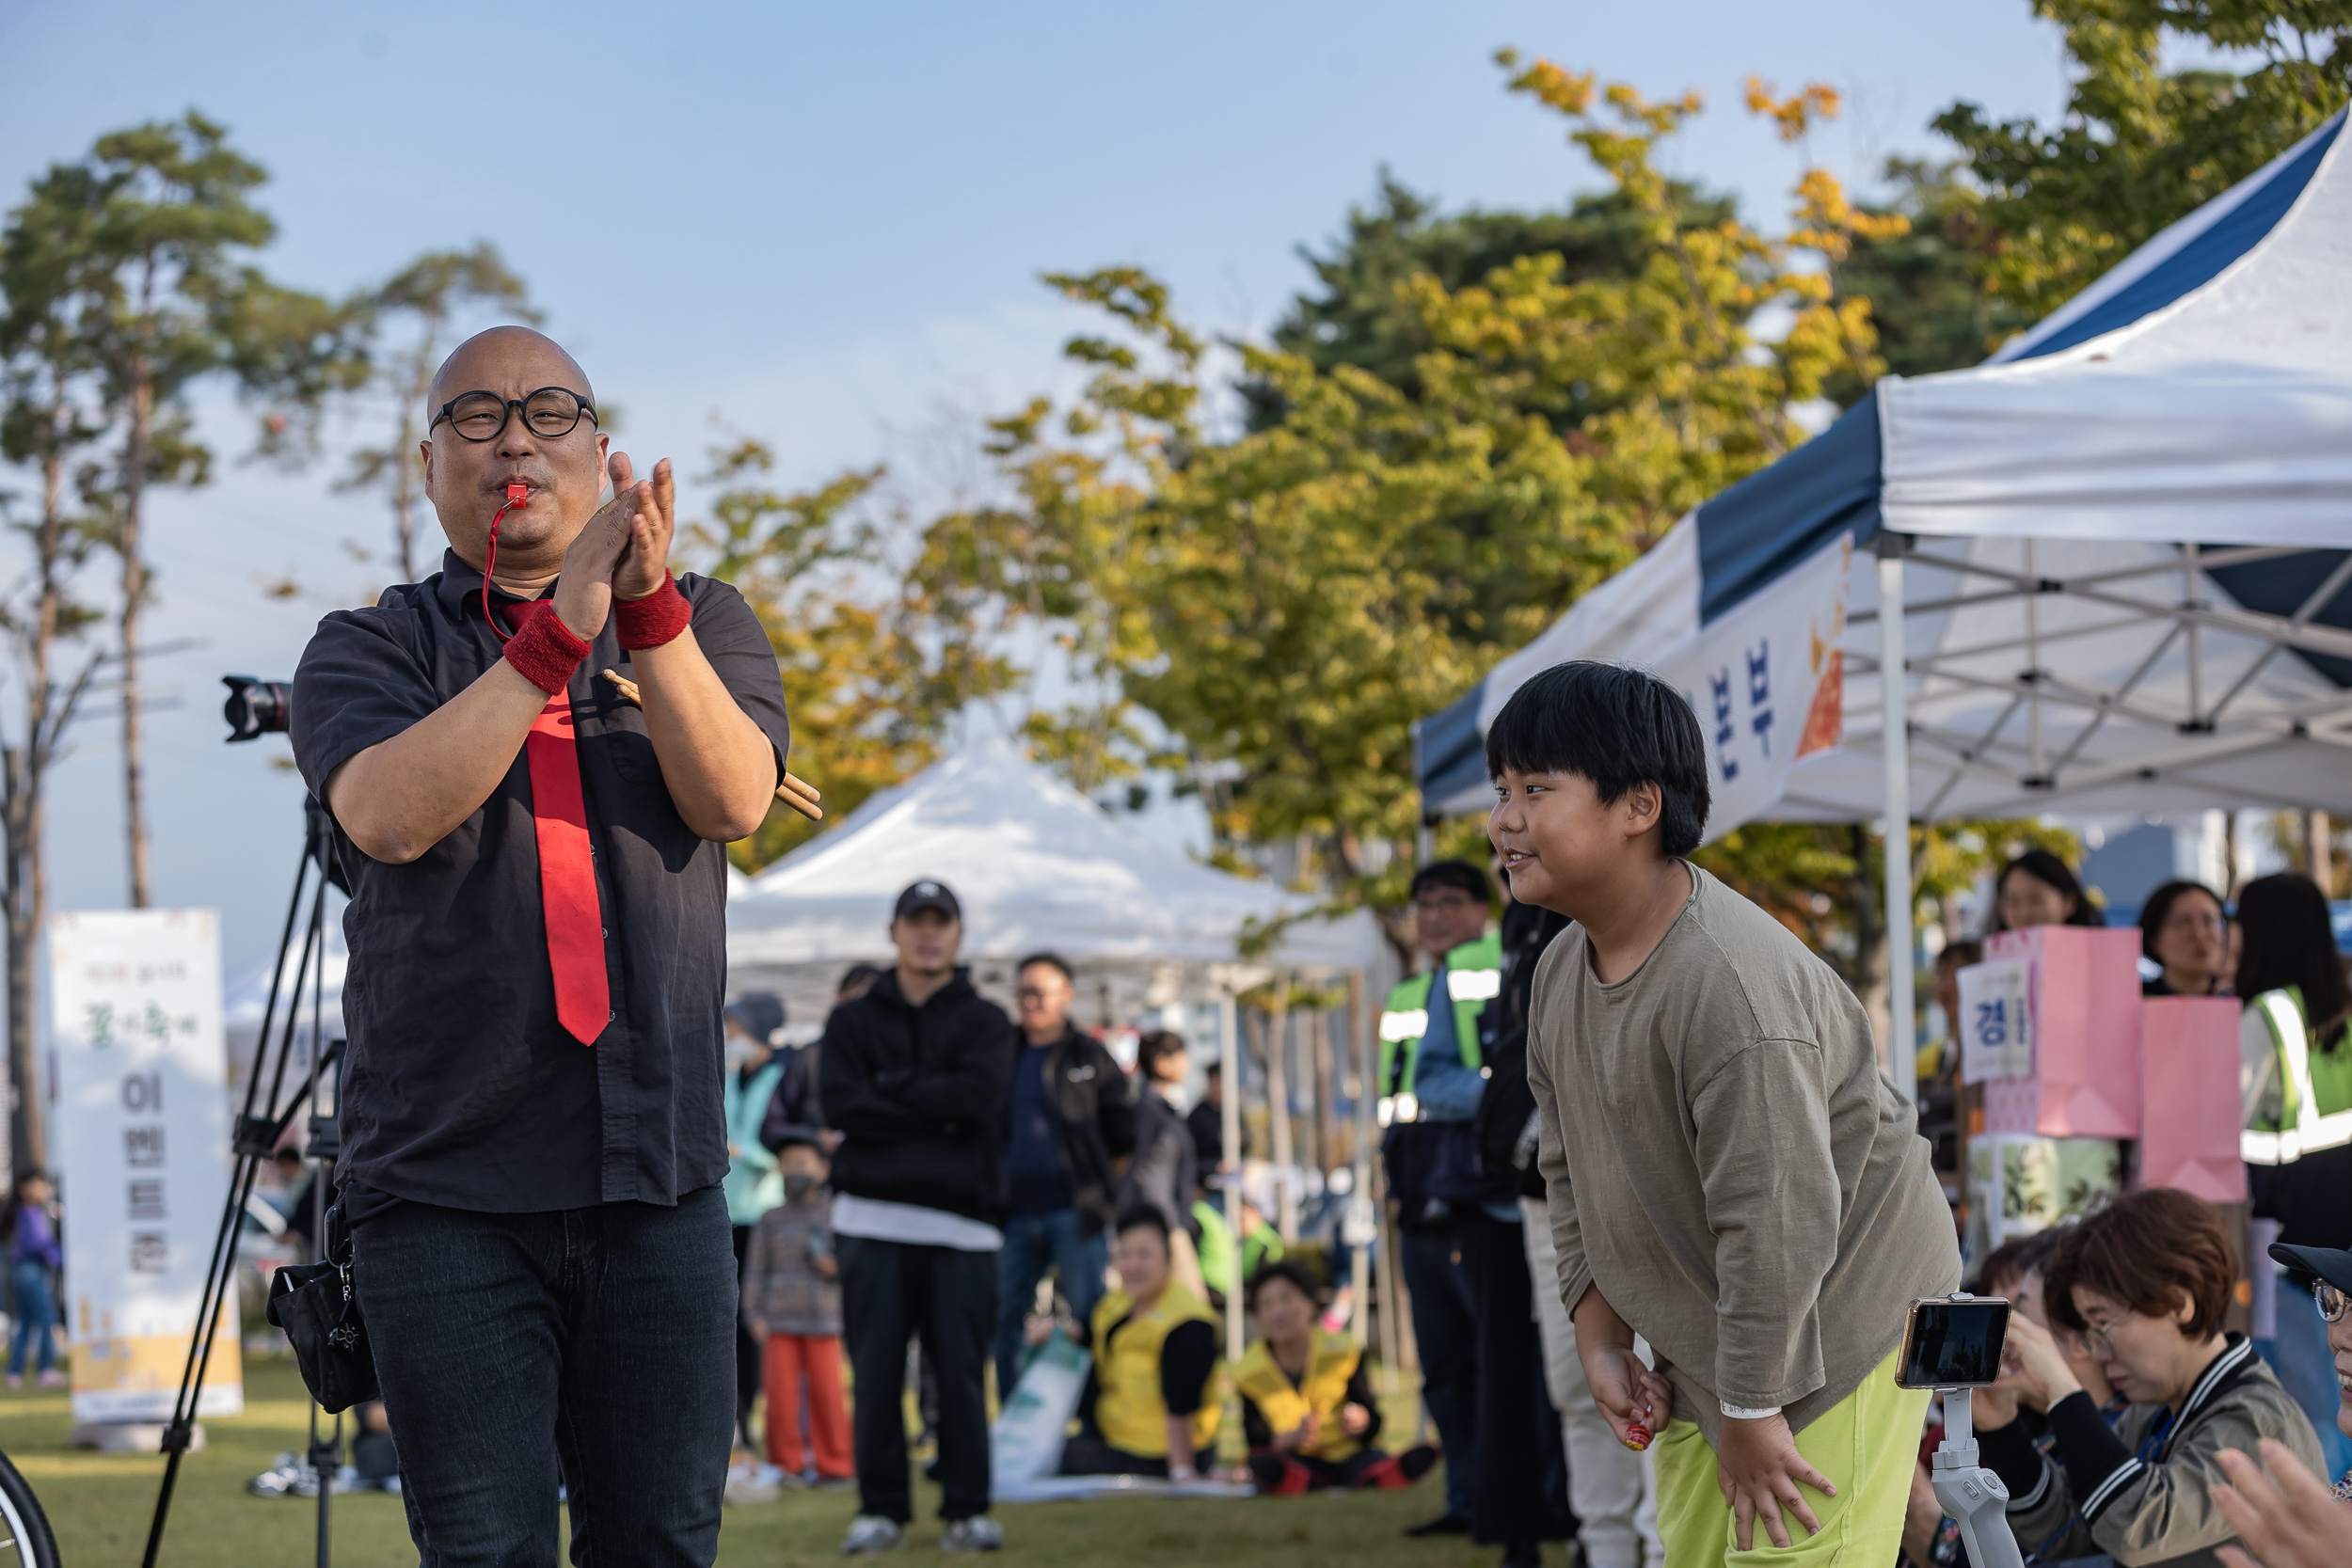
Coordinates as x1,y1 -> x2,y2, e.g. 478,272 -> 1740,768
742,1135 -> 852,1484
1491,661 -> 1959,1564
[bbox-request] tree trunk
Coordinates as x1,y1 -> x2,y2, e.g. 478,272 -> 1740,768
1308,1004 -> 1336,1178
122,347 -> 152,909
1263,997 -> 1296,1243
2,422 -> 77,1177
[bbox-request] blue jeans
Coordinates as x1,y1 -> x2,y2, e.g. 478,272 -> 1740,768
2268,1277 -> 2352,1480
8,1262 -> 53,1375
991,1208 -> 1107,1396
1401,1225 -> 1480,1521
351,1183 -> 737,1567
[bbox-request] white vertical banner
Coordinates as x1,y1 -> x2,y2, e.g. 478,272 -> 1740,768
47,910 -> 243,1422
1664,532 -> 1853,841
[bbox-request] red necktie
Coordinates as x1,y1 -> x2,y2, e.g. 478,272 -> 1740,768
505,604 -> 611,1045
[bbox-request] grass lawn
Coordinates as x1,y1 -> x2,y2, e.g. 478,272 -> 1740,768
0,1354 -> 1555,1566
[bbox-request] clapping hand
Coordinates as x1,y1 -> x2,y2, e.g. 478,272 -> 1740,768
551,452 -> 675,641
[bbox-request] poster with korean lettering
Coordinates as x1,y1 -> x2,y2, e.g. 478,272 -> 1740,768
1955,958 -> 2035,1084
47,910 -> 243,1422
1662,532 -> 1851,842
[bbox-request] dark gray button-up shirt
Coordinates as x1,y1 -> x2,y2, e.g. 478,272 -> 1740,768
292,549 -> 789,1212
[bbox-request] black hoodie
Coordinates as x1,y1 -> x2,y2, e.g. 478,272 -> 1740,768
818,967 -> 1018,1225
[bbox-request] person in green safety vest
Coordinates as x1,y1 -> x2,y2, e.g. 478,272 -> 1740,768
1378,860 -> 1505,1541
1193,1192 -> 1282,1305
2233,872 -> 2352,1481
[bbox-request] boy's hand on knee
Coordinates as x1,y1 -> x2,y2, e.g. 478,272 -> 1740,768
1716,1413 -> 1835,1550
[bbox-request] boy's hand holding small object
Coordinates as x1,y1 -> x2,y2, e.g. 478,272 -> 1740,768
1717,1411 -> 1836,1550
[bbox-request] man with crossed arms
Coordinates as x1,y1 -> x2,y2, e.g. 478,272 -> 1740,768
293,325 -> 788,1564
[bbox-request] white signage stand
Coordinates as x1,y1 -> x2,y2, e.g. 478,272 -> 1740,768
46,910 -> 243,1433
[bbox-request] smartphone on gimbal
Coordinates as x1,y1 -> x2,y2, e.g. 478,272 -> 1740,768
1894,1294 -> 2011,1389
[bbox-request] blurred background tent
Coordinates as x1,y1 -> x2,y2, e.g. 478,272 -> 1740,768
726,738 -> 1383,1027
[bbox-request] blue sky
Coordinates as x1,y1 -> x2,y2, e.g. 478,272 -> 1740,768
0,0 -> 2081,966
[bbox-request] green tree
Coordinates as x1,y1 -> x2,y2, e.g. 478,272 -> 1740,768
338,245 -> 538,583
687,441 -> 1019,871
1246,171 -> 1737,430
35,113 -> 352,904
0,181 -> 112,1174
1935,0 -> 2351,325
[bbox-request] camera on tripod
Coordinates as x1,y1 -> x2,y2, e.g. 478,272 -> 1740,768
222,675 -> 293,742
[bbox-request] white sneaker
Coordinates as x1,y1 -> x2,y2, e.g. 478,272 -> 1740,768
842,1515 -> 906,1555
941,1515 -> 1004,1553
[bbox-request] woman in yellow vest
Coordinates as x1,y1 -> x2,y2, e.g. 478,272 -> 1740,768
1057,1205 -> 1221,1480
2233,873 -> 2352,1481
1237,1260 -> 1438,1495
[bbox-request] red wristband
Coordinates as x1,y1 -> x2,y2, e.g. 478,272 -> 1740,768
501,602 -> 591,694
613,573 -> 691,650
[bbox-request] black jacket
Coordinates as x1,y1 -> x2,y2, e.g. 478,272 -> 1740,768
1473,899 -> 1572,1201
1119,1085 -> 1196,1236
1008,1026 -> 1137,1234
818,968 -> 1018,1225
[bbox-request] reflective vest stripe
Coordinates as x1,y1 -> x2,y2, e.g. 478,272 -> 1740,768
1379,1009 -> 1428,1042
2242,989 -> 2352,1166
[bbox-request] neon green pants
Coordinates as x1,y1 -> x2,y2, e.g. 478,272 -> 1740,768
1652,1349 -> 1925,1568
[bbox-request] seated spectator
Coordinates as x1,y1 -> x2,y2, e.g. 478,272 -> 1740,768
1057,1206 -> 1220,1480
1980,1188 -> 2326,1566
1236,1260 -> 1435,1495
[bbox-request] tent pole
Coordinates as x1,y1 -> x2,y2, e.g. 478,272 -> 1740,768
1219,990 -> 1244,1365
1348,969 -> 1374,1339
1879,539 -> 1918,1109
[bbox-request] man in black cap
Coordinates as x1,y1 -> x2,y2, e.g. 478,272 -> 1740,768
820,880 -> 1017,1553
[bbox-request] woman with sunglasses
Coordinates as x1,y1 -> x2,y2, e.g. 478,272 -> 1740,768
1978,1188 -> 2326,1568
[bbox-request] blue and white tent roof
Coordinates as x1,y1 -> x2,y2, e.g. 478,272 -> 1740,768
1418,108 -> 2352,829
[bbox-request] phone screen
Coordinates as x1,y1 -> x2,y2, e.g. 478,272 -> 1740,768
1896,1297 -> 2011,1388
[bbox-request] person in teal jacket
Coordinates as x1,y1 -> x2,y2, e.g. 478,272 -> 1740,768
723,991 -> 790,1451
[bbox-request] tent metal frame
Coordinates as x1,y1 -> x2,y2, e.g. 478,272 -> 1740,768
1864,531 -> 2352,1105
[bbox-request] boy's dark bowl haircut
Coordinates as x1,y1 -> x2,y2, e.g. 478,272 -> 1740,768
1485,661 -> 1711,858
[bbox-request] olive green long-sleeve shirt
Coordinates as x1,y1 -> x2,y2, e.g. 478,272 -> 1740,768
1526,864 -> 1959,1449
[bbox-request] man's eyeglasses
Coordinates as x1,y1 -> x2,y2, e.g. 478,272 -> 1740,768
2320,1279 -> 2347,1323
1412,895 -> 1481,915
429,388 -> 597,443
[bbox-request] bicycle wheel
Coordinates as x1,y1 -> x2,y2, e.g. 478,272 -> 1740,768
0,1447 -> 59,1568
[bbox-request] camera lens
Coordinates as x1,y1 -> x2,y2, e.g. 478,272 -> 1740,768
222,675 -> 293,742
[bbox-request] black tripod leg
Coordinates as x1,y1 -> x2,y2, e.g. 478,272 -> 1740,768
142,827 -> 326,1568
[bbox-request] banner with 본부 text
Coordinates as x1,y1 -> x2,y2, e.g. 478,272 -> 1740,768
47,910 -> 243,1423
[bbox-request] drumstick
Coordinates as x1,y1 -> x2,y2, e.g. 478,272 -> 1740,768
600,669 -> 823,821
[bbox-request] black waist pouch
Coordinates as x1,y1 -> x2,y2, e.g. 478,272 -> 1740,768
265,1197 -> 379,1414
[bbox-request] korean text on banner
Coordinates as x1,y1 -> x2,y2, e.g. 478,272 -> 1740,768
47,910 -> 243,1423
1956,959 -> 2034,1085
2139,996 -> 2248,1204
1665,533 -> 1851,841
1980,926 -> 2143,1139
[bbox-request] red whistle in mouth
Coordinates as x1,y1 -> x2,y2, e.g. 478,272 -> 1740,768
505,483 -> 529,507
1623,1423 -> 1652,1451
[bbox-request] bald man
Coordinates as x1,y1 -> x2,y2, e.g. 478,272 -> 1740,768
290,327 -> 789,1564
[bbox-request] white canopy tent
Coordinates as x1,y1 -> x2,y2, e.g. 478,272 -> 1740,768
1414,109 -> 2352,1097
726,738 -> 1381,1022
